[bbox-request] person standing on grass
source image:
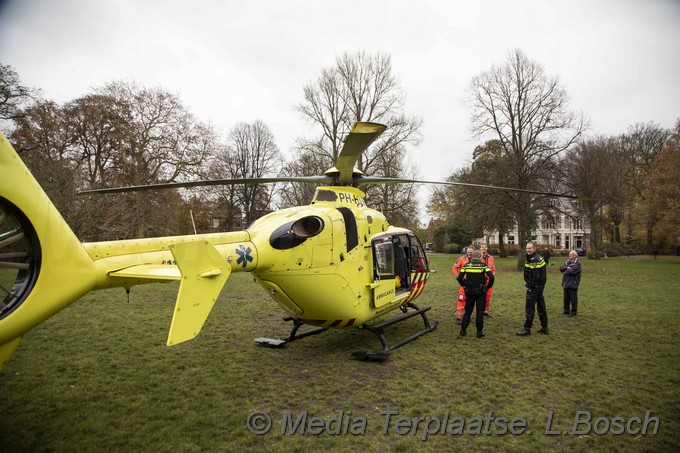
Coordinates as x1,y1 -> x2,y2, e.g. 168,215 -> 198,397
480,243 -> 496,317
517,242 -> 548,336
456,249 -> 494,338
542,247 -> 551,266
560,250 -> 581,316
451,245 -> 474,324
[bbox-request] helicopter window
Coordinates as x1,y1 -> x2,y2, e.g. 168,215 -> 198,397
394,242 -> 408,287
407,235 -> 429,272
410,243 -> 426,271
374,241 -> 394,277
336,207 -> 358,252
314,190 -> 337,202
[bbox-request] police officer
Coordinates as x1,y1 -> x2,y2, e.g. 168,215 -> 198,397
451,245 -> 474,324
517,242 -> 548,336
480,243 -> 496,317
457,249 -> 494,338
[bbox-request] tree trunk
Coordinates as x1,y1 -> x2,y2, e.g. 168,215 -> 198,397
588,208 -> 599,259
516,194 -> 533,270
516,218 -> 531,270
646,225 -> 654,254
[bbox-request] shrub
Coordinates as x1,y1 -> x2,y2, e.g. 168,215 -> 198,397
600,242 -> 638,257
444,243 -> 459,254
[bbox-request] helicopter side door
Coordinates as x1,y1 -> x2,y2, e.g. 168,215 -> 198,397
404,233 -> 430,303
371,239 -> 397,308
370,235 -> 415,308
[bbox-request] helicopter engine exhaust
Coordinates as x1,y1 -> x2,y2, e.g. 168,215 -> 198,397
269,216 -> 325,250
291,216 -> 324,238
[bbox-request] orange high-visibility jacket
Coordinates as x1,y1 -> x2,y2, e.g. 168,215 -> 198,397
452,255 -> 471,277
481,253 -> 496,274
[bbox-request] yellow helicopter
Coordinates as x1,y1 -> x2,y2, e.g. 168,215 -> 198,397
0,122 -> 572,368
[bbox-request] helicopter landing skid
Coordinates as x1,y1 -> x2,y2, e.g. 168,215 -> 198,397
254,316 -> 328,348
352,303 -> 438,362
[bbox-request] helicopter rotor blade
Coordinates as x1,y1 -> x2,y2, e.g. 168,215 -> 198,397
78,176 -> 331,195
356,176 -> 588,200
335,122 -> 387,185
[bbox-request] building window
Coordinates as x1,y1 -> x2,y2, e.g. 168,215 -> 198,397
575,236 -> 583,249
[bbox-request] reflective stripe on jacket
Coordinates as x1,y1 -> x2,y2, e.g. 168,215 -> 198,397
457,259 -> 495,294
524,252 -> 546,288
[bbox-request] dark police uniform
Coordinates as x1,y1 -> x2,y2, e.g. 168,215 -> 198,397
456,258 -> 494,338
518,250 -> 548,335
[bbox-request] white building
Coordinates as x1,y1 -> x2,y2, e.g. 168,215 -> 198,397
475,207 -> 591,252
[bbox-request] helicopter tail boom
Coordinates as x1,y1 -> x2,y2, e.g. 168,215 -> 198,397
0,133 -> 248,371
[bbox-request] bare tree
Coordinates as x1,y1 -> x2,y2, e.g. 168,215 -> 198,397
467,49 -> 587,268
368,145 -> 421,229
216,120 -> 282,226
562,136 -> 625,257
280,137 -> 332,207
63,93 -> 128,188
95,82 -> 216,237
427,168 -> 478,252
10,100 -> 76,217
435,140 -> 518,256
0,62 -> 38,128
11,81 -> 216,239
291,51 -> 423,223
98,82 -> 212,186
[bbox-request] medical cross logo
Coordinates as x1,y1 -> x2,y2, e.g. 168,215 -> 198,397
236,244 -> 254,268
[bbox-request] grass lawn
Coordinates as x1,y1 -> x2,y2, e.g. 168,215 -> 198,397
1,254 -> 678,452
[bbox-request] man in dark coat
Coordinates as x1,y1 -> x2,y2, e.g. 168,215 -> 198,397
542,247 -> 551,266
517,242 -> 548,336
560,250 -> 582,316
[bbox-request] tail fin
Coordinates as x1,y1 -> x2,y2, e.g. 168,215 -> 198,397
166,240 -> 231,345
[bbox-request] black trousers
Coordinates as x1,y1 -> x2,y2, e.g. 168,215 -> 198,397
525,287 -> 548,329
462,291 -> 485,331
563,288 -> 578,314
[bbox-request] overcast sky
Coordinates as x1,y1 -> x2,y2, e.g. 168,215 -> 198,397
1,0 -> 679,218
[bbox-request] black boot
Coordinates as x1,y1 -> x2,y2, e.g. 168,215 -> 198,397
476,330 -> 485,338
516,328 -> 531,336
460,325 -> 467,337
